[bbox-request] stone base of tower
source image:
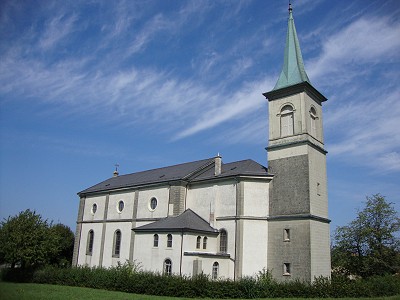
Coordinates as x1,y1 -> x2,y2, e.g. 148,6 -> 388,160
267,219 -> 330,282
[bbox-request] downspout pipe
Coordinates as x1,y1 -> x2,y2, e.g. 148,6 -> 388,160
180,230 -> 184,276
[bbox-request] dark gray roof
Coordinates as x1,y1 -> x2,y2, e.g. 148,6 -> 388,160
79,157 -> 271,196
79,158 -> 214,195
133,209 -> 219,234
192,159 -> 269,182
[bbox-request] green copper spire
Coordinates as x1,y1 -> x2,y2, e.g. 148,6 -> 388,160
273,3 -> 310,90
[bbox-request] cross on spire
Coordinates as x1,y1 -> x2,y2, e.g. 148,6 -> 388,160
113,163 -> 120,177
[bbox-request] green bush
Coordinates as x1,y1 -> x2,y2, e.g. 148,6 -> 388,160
0,267 -> 35,283
2,264 -> 400,298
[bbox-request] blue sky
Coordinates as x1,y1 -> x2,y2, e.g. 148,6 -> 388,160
0,0 -> 399,235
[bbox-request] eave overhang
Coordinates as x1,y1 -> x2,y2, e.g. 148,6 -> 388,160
263,81 -> 327,103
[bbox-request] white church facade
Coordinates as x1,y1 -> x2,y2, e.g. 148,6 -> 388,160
72,5 -> 331,282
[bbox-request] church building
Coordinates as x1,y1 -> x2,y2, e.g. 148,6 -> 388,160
72,5 -> 331,282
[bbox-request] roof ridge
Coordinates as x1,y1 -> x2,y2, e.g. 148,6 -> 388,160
111,157 -> 215,178
183,208 -> 211,225
223,158 -> 256,165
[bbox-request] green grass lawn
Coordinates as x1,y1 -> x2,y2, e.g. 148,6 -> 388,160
0,282 -> 399,300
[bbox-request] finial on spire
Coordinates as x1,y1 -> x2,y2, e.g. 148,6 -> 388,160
289,0 -> 292,13
113,163 -> 120,177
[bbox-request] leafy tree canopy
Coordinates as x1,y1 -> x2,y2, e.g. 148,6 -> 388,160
0,209 -> 74,269
332,194 -> 400,277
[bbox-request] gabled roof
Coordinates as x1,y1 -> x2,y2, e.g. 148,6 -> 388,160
273,4 -> 310,91
78,158 -> 271,196
133,209 -> 219,235
192,159 -> 269,182
79,158 -> 215,195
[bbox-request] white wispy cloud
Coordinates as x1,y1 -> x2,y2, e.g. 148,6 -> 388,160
174,78 -> 273,140
307,16 -> 400,83
1,1 -> 399,175
39,14 -> 77,50
127,13 -> 169,55
326,88 -> 400,173
304,14 -> 400,173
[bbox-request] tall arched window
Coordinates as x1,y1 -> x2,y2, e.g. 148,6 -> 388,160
310,107 -> 317,137
212,262 -> 219,279
280,105 -> 294,137
113,230 -> 121,257
203,237 -> 208,249
219,229 -> 227,253
87,230 -> 94,255
196,236 -> 201,249
167,234 -> 173,248
153,234 -> 159,247
164,259 -> 172,275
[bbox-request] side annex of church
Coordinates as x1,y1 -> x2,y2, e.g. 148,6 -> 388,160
72,5 -> 331,282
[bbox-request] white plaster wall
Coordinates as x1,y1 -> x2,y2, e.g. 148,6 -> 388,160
310,220 -> 331,279
269,93 -> 303,140
215,181 -> 237,217
133,232 -> 183,274
185,234 -> 217,253
187,180 -> 236,221
107,191 -> 135,220
83,195 -> 107,221
101,222 -> 132,267
304,93 -> 324,143
214,220 -> 235,257
78,223 -> 103,267
268,144 -> 308,160
241,220 -> 268,276
243,181 -> 269,217
181,256 -> 231,279
136,187 -> 169,219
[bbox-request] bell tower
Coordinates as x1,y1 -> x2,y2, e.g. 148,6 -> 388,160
264,3 -> 331,281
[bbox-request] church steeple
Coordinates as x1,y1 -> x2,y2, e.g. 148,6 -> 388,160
263,3 -> 331,282
273,2 -> 310,91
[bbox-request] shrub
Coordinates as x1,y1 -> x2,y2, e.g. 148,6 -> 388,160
2,265 -> 400,298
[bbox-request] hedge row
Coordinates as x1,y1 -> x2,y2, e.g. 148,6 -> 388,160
1,264 -> 399,298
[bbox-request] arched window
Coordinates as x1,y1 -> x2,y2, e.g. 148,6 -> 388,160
167,234 -> 173,248
164,259 -> 172,275
212,262 -> 219,279
150,197 -> 158,210
91,203 -> 97,214
219,229 -> 227,253
153,234 -> 159,247
196,236 -> 201,249
87,230 -> 94,255
117,200 -> 124,212
203,237 -> 208,249
310,107 -> 317,137
113,230 -> 121,257
280,105 -> 294,137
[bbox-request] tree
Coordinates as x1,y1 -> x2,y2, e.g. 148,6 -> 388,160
0,209 -> 73,269
332,194 -> 400,277
49,223 -> 75,267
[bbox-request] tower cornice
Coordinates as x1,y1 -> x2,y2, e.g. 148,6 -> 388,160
263,81 -> 327,103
